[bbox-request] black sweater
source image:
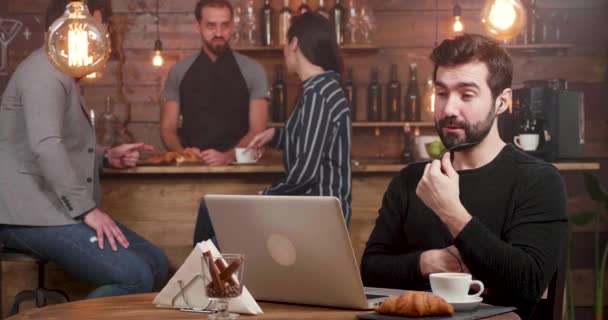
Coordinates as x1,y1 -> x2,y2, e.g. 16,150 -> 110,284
360,144 -> 567,319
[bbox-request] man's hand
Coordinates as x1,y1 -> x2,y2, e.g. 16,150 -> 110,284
107,142 -> 154,168
200,149 -> 234,166
416,152 -> 471,236
83,208 -> 129,251
248,128 -> 275,150
416,152 -> 462,216
184,147 -> 203,158
419,246 -> 469,277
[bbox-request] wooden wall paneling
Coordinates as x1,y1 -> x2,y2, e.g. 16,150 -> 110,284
7,0 -> 51,14
109,0 -> 608,14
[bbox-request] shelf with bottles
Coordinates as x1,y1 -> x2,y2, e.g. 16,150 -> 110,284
267,121 -> 434,128
233,43 -> 380,52
503,43 -> 572,55
235,0 -> 378,53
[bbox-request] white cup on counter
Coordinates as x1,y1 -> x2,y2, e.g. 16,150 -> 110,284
514,133 -> 540,151
235,148 -> 259,164
429,272 -> 484,302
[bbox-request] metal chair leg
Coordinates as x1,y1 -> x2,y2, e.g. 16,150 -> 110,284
43,289 -> 70,303
9,290 -> 35,316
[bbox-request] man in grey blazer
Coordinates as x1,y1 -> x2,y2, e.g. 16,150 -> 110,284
0,0 -> 168,299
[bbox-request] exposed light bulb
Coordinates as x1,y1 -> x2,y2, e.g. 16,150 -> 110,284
85,71 -> 98,79
152,51 -> 164,67
480,0 -> 526,40
152,39 -> 163,67
489,0 -> 517,30
452,4 -> 464,33
453,16 -> 464,32
45,1 -> 110,78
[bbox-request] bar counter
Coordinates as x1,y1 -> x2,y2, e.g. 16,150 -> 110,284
104,161 -> 600,174
100,160 -> 600,272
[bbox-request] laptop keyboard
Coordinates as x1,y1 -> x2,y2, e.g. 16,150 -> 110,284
366,294 -> 388,300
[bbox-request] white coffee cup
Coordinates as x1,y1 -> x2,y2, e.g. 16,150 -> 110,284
429,273 -> 484,302
235,148 -> 259,164
514,133 -> 540,151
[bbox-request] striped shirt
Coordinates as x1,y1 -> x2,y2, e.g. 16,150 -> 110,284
263,71 -> 353,225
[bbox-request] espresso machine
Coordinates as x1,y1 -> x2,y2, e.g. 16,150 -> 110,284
498,87 -> 585,161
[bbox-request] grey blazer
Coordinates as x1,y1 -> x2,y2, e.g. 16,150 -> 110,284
0,48 -> 102,226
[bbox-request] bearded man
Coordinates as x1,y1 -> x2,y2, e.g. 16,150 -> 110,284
360,34 -> 567,320
161,0 -> 269,166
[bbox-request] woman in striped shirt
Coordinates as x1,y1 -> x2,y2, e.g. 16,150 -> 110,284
249,13 -> 353,225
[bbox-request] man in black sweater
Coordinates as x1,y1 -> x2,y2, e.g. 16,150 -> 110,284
360,34 -> 567,319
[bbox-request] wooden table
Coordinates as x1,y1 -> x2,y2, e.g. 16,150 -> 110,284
7,293 -> 520,319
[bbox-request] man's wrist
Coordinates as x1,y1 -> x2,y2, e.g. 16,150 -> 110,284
441,203 -> 472,237
419,250 -> 435,277
226,149 -> 236,162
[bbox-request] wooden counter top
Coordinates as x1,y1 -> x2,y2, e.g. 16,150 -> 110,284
103,161 -> 600,175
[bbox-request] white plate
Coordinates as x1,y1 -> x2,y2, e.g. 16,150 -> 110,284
446,296 -> 483,312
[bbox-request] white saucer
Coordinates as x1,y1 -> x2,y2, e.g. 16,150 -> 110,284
231,160 -> 258,165
446,296 -> 483,312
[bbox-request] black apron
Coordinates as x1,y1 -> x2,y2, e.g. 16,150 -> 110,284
178,50 -> 250,151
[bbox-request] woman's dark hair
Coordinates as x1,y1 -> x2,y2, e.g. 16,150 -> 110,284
46,0 -> 109,29
287,12 -> 343,75
430,33 -> 513,100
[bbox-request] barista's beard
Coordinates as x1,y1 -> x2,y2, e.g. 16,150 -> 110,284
203,37 -> 230,55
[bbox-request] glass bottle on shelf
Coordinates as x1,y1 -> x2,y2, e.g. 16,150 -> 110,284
386,64 -> 402,122
330,0 -> 346,45
271,65 -> 287,122
231,5 -> 243,46
298,0 -> 311,14
421,77 -> 435,121
343,66 -> 357,121
367,67 -> 382,121
243,0 -> 258,46
260,0 -> 273,46
98,96 -> 118,148
400,124 -> 416,164
345,0 -> 359,44
359,4 -> 376,44
528,0 -> 543,44
404,63 -> 420,121
316,0 -> 330,19
278,0 -> 292,46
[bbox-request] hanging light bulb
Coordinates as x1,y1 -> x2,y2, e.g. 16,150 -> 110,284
45,1 -> 111,78
480,0 -> 526,40
152,39 -> 164,67
452,3 -> 464,33
151,0 -> 163,67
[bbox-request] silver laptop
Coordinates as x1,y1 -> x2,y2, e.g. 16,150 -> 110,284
205,194 -> 403,310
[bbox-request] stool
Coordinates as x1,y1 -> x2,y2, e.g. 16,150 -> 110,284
0,247 -> 69,316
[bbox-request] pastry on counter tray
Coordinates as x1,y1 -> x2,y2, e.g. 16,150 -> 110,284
375,291 -> 455,317
142,149 -> 202,165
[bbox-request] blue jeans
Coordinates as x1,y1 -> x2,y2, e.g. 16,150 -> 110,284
0,222 -> 169,299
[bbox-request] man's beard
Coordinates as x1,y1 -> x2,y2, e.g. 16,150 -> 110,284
203,37 -> 230,55
435,104 -> 497,150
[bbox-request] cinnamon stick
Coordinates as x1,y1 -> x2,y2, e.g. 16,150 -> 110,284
219,259 -> 241,282
214,259 -> 238,286
203,251 -> 225,291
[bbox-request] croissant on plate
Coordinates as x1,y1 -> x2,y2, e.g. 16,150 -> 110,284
375,291 -> 455,317
141,150 -> 202,165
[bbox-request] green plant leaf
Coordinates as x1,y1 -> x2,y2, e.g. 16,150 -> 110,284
583,173 -> 607,203
570,211 -> 599,226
